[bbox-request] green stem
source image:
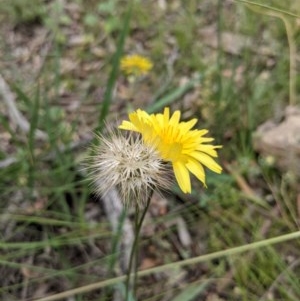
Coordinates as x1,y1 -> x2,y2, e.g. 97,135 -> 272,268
125,193 -> 152,301
133,206 -> 140,298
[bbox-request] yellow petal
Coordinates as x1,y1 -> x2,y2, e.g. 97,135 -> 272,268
190,152 -> 222,173
154,113 -> 165,129
173,161 -> 191,193
128,111 -> 149,131
186,158 -> 206,187
169,110 -> 181,126
196,145 -> 220,157
181,119 -> 198,134
197,129 -> 209,136
119,121 -> 137,131
163,107 -> 170,123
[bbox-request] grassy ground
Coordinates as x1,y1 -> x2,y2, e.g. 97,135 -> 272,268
0,0 -> 300,300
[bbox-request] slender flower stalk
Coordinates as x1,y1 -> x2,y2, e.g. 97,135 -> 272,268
125,194 -> 152,301
119,107 -> 222,193
89,129 -> 171,300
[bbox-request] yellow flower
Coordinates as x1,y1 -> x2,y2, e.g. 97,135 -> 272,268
119,108 -> 222,193
120,54 -> 153,76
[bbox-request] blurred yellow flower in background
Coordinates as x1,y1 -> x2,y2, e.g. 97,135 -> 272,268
119,107 -> 222,193
120,54 -> 153,76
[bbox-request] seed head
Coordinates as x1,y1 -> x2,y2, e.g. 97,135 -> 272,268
90,130 -> 171,208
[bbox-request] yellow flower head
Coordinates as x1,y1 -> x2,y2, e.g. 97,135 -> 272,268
119,108 -> 222,193
120,54 -> 153,76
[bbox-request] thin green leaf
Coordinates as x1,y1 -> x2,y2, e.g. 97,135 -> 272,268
172,280 -> 211,301
96,2 -> 133,133
234,0 -> 300,18
147,75 -> 202,114
27,86 -> 40,193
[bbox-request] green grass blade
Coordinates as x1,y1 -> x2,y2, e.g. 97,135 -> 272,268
96,2 -> 133,133
234,0 -> 300,18
147,74 -> 202,114
27,86 -> 40,195
172,280 -> 212,301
